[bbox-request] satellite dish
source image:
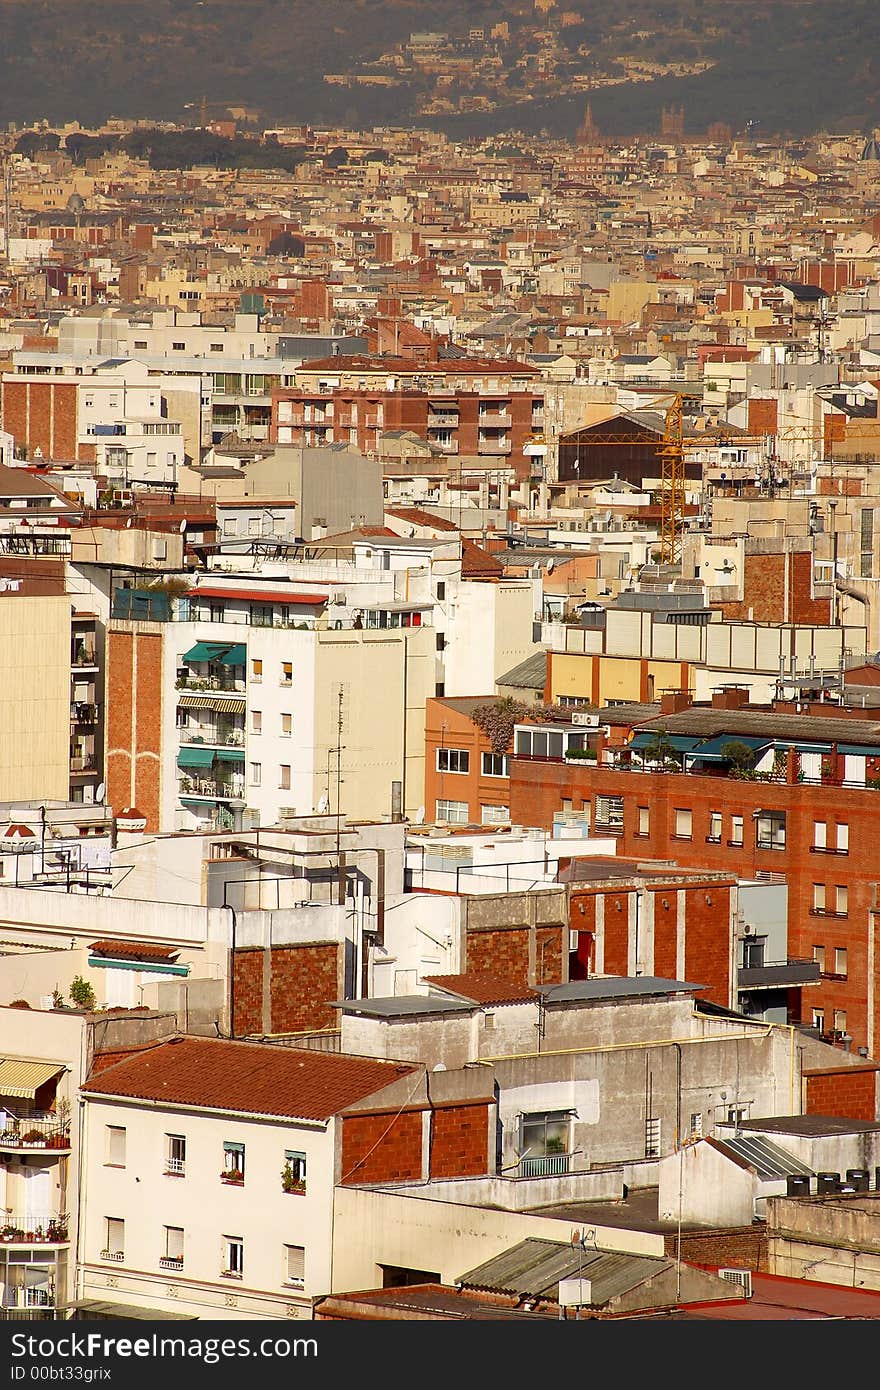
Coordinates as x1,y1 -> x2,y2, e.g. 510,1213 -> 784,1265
125,517 -> 133,528
95,783 -> 106,802
317,793 -> 330,815
546,558 -> 554,573
179,519 -> 187,533
414,806 -> 425,824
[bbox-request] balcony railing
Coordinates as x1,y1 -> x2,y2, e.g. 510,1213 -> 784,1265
0,1216 -> 68,1245
179,729 -> 244,748
70,702 -> 98,725
0,1307 -> 58,1320
738,959 -> 822,989
100,1250 -> 125,1262
0,1120 -> 70,1152
164,1157 -> 185,1176
176,675 -> 245,694
159,1256 -> 184,1270
518,1153 -> 571,1178
179,777 -> 245,803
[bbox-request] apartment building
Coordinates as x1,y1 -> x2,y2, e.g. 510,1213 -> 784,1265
505,696 -> 880,1057
106,577 -> 434,832
78,1036 -> 493,1319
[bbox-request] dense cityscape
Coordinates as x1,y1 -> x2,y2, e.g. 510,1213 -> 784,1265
1,12 -> 880,1329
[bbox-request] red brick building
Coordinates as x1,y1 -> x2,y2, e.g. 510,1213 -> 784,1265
508,699 -> 880,1056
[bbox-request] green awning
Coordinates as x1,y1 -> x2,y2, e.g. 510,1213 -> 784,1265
215,748 -> 245,762
687,735 -> 771,759
183,641 -> 232,664
177,746 -> 215,769
217,644 -> 246,666
838,744 -> 878,756
629,732 -> 704,753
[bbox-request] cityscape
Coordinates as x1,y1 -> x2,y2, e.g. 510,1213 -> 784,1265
1,0 -> 880,1333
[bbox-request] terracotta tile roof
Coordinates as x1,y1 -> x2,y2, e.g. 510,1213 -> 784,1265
423,972 -> 539,1006
461,538 -> 503,578
386,507 -> 460,532
90,941 -> 179,963
81,1036 -> 417,1120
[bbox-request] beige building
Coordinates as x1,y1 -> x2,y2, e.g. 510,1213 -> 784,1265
0,595 -> 71,802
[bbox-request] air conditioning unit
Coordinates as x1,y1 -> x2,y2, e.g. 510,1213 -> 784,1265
718,1268 -> 752,1298
572,712 -> 600,727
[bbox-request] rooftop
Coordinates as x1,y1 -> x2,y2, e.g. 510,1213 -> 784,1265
81,1035 -> 416,1120
538,976 -> 705,1005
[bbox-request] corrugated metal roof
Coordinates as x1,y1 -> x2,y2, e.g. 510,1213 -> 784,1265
457,1239 -> 667,1304
540,976 -> 703,1004
716,1134 -> 814,1180
0,1059 -> 64,1099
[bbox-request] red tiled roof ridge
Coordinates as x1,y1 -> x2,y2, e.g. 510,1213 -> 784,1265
423,971 -> 540,1005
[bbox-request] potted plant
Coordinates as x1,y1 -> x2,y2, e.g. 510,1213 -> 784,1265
220,1170 -> 244,1185
22,1129 -> 45,1146
281,1160 -> 306,1195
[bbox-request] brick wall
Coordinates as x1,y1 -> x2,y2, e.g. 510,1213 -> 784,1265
340,1109 -> 423,1185
466,926 -> 530,984
232,942 -> 343,1035
232,949 -> 262,1036
270,943 -> 341,1032
804,1064 -> 879,1121
682,887 -> 731,1009
666,1226 -> 768,1272
719,551 -> 830,626
602,893 -> 631,975
106,630 -> 134,816
429,1103 -> 490,1179
536,926 -> 563,984
652,891 -> 680,980
133,632 -> 162,831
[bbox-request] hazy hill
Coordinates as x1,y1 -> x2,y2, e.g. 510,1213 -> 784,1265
0,0 -> 877,137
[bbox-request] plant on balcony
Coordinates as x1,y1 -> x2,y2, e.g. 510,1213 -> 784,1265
545,1136 -> 566,1155
639,727 -> 679,770
281,1161 -> 306,1195
22,1129 -> 45,1145
721,740 -> 757,778
69,975 -> 96,1011
472,697 -> 531,756
566,746 -> 597,760
220,1170 -> 244,1185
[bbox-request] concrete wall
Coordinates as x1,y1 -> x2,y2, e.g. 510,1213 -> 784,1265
658,1140 -> 756,1226
330,1185 -> 664,1291
767,1193 -> 880,1289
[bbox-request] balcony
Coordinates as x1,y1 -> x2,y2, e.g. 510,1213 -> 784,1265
71,647 -> 97,669
175,675 -> 246,694
179,728 -> 244,750
164,1157 -> 185,1177
70,702 -> 98,726
179,777 -> 245,805
0,1308 -> 58,1321
0,1120 -> 70,1153
0,1216 -> 68,1246
69,756 -> 98,774
518,1153 -> 572,1178
738,959 -> 822,990
159,1256 -> 184,1271
428,414 -> 459,428
100,1250 -> 125,1262
477,438 -> 512,455
477,411 -> 512,427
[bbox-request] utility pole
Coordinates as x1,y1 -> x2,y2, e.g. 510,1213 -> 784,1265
334,686 -> 344,903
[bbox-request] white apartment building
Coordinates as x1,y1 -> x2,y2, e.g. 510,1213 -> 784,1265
78,1036 -> 419,1320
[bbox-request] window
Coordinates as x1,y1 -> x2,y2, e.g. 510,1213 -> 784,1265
637,806 -> 650,836
437,748 -> 469,774
161,1226 -> 184,1268
436,799 -> 469,824
172,341 -> 186,351
481,804 -> 510,824
223,1236 -> 244,1278
436,633 -> 445,652
836,823 -> 849,852
756,811 -> 786,850
519,1111 -> 571,1175
742,938 -> 765,969
279,765 -> 291,791
813,883 -> 826,913
861,507 -> 874,579
250,762 -> 261,787
834,947 -> 848,977
729,815 -> 743,846
689,1112 -> 703,1138
223,517 -> 238,537
813,820 -> 827,850
594,795 -> 624,833
165,1134 -> 186,1176
251,659 -> 262,683
281,713 -> 292,736
436,582 -> 446,600
251,710 -> 262,734
727,1105 -> 749,1126
134,340 -> 148,350
222,1141 -> 245,1183
813,944 -> 826,973
515,728 -> 565,760
644,1117 -> 661,1159
673,808 -> 692,840
102,1218 -> 124,1260
835,885 -> 848,916
105,1126 -> 126,1167
282,1150 -> 307,1194
281,662 -> 292,686
284,1244 -> 305,1288
833,1009 -> 848,1034
481,752 -> 509,777
707,811 -> 722,843
812,1007 -> 825,1031
210,343 -> 224,353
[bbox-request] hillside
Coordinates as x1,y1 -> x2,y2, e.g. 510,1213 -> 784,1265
0,0 -> 877,137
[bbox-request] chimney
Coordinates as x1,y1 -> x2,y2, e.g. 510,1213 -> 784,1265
660,689 -> 692,715
711,687 -> 751,711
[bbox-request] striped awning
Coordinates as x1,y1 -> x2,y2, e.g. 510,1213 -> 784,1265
176,694 -> 246,714
0,1059 -> 64,1099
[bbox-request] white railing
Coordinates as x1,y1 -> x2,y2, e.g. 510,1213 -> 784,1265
519,1153 -> 571,1178
165,1157 -> 185,1176
100,1250 -> 125,1262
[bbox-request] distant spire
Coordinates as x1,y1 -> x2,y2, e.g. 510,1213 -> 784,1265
577,101 -> 601,147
